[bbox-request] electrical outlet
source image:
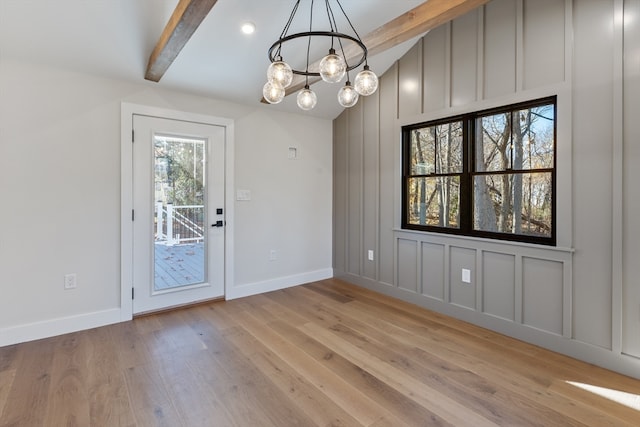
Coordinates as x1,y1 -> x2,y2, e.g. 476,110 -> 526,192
64,273 -> 77,290
461,269 -> 471,284
367,250 -> 374,261
269,249 -> 277,261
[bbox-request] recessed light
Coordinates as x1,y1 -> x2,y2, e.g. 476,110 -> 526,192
241,22 -> 256,35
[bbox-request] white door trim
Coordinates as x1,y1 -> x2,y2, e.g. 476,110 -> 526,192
120,103 -> 234,320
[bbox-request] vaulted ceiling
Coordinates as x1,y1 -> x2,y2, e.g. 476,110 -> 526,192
0,0 -> 487,119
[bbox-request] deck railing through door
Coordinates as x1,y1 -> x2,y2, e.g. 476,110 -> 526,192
155,202 -> 204,245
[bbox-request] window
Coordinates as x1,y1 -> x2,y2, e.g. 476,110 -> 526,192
402,97 -> 556,245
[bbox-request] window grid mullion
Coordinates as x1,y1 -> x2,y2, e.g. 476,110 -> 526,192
401,96 -> 555,246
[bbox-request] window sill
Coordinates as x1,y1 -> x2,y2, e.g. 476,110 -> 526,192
394,227 -> 574,255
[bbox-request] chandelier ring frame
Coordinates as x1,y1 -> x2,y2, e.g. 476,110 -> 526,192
268,31 -> 368,77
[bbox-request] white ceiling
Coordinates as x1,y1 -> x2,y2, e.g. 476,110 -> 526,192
0,0 -> 427,119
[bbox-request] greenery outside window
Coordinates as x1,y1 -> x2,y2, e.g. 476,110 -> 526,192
402,97 -> 556,245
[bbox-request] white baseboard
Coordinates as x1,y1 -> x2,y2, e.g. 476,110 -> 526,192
0,269 -> 335,346
0,308 -> 123,347
226,268 -> 334,300
336,271 -> 640,380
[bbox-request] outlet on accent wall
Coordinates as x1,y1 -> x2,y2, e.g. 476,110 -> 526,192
367,250 -> 374,261
461,269 -> 471,284
64,273 -> 77,290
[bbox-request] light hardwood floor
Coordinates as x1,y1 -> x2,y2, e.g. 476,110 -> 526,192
1,279 -> 639,426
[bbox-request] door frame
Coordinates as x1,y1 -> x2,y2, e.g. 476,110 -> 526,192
120,103 -> 234,320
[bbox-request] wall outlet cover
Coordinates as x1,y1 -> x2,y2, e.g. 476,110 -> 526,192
64,273 -> 77,289
462,268 -> 471,283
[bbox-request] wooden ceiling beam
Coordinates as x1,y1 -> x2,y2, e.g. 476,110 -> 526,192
145,0 -> 219,82
364,0 -> 491,57
263,0 -> 490,102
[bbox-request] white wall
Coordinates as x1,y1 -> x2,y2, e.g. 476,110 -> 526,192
0,58 -> 332,344
232,109 -> 333,297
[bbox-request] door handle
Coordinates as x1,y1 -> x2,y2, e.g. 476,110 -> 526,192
211,220 -> 224,228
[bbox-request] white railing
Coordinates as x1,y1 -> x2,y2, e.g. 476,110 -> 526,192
155,202 -> 204,245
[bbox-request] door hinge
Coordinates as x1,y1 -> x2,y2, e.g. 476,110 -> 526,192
132,209 -> 135,221
132,288 -> 135,300
132,129 -> 135,143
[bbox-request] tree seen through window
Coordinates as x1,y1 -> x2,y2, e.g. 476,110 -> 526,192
403,97 -> 556,245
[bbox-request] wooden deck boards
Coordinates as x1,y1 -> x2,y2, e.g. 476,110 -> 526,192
1,278 -> 639,426
154,243 -> 204,290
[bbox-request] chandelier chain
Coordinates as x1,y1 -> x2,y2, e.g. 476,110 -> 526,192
325,0 -> 337,48
280,0 -> 301,39
305,0 -> 315,79
275,0 -> 302,59
335,0 -> 364,45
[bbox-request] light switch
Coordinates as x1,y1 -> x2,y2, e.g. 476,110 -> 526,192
236,189 -> 251,201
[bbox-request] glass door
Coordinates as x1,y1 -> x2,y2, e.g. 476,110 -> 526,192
153,134 -> 206,290
132,115 -> 225,314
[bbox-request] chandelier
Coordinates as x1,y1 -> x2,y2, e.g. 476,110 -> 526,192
263,0 -> 379,110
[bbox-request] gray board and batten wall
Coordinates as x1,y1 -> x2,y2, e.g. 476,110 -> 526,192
333,0 -> 640,379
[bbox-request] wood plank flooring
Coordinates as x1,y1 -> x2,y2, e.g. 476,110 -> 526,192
1,278 -> 639,426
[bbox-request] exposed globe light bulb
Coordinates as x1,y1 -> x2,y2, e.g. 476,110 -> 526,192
319,49 -> 346,83
337,82 -> 359,108
267,60 -> 293,88
297,86 -> 317,110
263,81 -> 285,104
354,65 -> 379,96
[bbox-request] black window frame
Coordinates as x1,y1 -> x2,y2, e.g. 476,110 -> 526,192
402,96 -> 557,246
